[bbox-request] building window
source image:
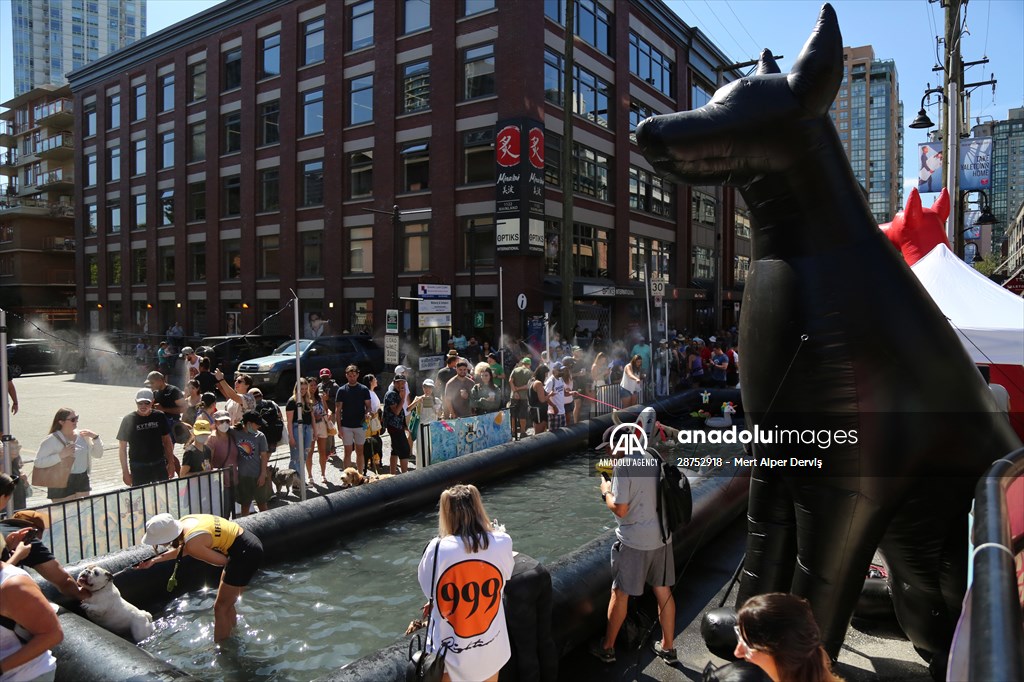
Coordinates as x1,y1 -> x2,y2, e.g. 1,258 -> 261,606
629,100 -> 656,140
402,60 -> 430,113
85,200 -> 97,234
691,189 -> 717,225
107,203 -> 121,233
543,51 -> 610,127
734,208 -> 751,239
84,103 -> 97,136
300,160 -> 324,206
158,245 -> 174,282
350,1 -> 373,50
692,80 -> 713,110
259,100 -> 280,145
188,61 -> 206,102
462,129 -> 493,184
187,182 -> 206,221
223,238 -> 241,279
403,222 -> 429,272
107,145 -> 120,182
257,235 -> 279,279
348,150 -> 373,198
404,0 -> 429,34
188,242 -> 206,281
542,220 -> 610,277
401,141 -> 429,191
160,73 -> 174,111
87,254 -> 98,285
300,231 -> 323,277
131,248 -> 147,284
349,227 -> 373,273
692,245 -> 714,279
133,194 -> 146,229
108,252 -> 122,285
222,175 -> 241,217
628,166 -> 674,218
463,44 -> 495,100
132,84 -> 145,120
259,168 -> 279,212
260,33 -> 280,78
222,48 -> 242,91
463,217 -> 495,268
302,89 -> 324,136
734,254 -> 750,283
349,75 -> 373,125
574,144 -> 610,200
222,111 -> 241,153
132,138 -> 145,175
545,0 -> 611,55
160,131 -> 174,168
629,32 -> 673,98
160,190 -> 174,226
107,93 -> 120,129
188,121 -> 206,161
86,153 -> 97,186
629,235 -> 674,281
302,18 -> 325,65
464,0 -> 495,16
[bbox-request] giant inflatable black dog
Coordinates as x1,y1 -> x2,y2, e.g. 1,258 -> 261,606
636,4 -> 1020,673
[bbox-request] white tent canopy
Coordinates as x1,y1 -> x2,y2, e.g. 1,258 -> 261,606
911,244 -> 1024,366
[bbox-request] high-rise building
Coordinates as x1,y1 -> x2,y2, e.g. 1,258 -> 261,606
11,0 -> 147,96
831,45 -> 903,223
972,107 -> 1024,255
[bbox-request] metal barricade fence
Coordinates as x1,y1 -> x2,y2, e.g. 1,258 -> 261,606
24,469 -> 225,566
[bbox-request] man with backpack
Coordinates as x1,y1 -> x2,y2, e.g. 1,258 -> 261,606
250,388 -> 284,455
591,412 -> 678,666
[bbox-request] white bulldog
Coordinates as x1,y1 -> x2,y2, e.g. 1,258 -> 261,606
78,565 -> 155,642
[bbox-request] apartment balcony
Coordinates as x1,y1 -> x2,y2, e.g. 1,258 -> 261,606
35,132 -> 74,160
33,99 -> 74,130
0,121 -> 14,146
44,236 -> 76,252
0,195 -> 74,219
36,167 -> 74,192
47,269 -> 76,285
0,150 -> 18,174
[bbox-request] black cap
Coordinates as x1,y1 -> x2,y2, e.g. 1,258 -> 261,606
242,411 -> 266,427
201,392 -> 218,406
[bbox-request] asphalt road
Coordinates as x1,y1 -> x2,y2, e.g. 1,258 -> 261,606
6,369 -> 393,507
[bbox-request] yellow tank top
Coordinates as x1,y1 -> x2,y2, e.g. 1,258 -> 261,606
182,514 -> 242,555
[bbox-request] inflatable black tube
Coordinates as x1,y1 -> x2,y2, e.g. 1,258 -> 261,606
52,611 -> 200,682
321,470 -> 749,681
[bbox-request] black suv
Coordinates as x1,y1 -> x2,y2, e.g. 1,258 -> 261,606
6,338 -> 85,377
237,335 -> 385,400
196,335 -> 290,379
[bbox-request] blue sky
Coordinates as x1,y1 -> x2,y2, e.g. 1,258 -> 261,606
2,0 -> 1022,197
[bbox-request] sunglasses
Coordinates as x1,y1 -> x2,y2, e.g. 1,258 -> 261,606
65,416 -> 79,422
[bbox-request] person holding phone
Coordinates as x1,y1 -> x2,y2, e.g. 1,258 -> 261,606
33,408 -> 103,503
0,500 -> 90,602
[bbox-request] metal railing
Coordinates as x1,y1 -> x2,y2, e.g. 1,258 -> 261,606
963,446 -> 1024,682
34,132 -> 73,155
33,98 -> 72,122
24,469 -> 225,565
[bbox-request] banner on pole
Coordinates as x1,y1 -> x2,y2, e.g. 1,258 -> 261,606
917,138 -> 993,193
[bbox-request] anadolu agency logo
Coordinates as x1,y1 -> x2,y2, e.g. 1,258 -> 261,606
609,422 -> 648,457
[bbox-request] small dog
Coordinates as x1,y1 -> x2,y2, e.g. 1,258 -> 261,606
78,565 -> 155,642
341,467 -> 395,487
267,465 -> 300,495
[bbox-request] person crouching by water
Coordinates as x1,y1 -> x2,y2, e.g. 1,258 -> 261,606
138,513 -> 263,643
734,593 -> 844,682
417,485 -> 514,682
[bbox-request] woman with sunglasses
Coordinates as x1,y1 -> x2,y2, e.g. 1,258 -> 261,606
33,408 -> 103,503
734,593 -> 844,682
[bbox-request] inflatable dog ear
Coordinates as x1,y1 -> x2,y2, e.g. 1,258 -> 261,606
787,4 -> 843,115
880,188 -> 951,266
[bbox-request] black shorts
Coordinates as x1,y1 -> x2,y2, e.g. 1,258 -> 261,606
131,460 -> 170,486
530,406 -> 546,425
388,426 -> 412,460
224,530 -> 263,587
48,471 -> 91,499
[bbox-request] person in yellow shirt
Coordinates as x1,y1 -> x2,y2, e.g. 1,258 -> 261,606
137,513 -> 263,642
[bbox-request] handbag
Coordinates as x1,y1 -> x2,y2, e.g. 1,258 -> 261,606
31,434 -> 75,488
408,410 -> 421,443
406,541 -> 447,682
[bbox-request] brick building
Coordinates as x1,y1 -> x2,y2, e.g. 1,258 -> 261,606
67,0 -> 750,350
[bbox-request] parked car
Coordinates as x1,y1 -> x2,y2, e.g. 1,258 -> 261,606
196,334 -> 290,380
6,338 -> 85,377
237,335 -> 385,400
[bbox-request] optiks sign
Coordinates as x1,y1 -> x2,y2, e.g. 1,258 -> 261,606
494,118 -> 545,255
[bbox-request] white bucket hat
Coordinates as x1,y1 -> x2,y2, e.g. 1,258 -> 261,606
142,513 -> 183,546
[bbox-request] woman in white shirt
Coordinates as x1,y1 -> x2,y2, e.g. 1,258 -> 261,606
0,534 -> 61,682
33,408 -> 103,503
417,485 -> 514,682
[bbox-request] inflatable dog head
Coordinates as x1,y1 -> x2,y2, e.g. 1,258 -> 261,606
879,187 -> 951,266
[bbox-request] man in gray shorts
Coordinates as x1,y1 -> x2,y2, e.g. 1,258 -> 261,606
333,365 -> 373,473
592,446 -> 677,664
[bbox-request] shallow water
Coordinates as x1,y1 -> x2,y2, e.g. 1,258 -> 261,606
140,452 -> 619,681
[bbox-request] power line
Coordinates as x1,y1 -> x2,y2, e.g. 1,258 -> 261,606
700,0 -> 747,62
722,0 -> 762,57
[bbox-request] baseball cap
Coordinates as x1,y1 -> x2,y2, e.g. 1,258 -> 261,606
709,336 -> 717,343
180,346 -> 195,357
521,357 -> 532,365
142,513 -> 183,546
693,337 -> 704,344
242,411 -> 266,427
135,388 -> 155,403
422,378 -> 435,387
447,350 -> 460,358
213,410 -> 231,422
200,392 -> 218,407
393,374 -> 407,382
395,365 -> 408,374
319,368 -> 332,378
552,362 -> 563,370
192,420 -> 212,436
8,509 -> 49,531
561,355 -> 575,365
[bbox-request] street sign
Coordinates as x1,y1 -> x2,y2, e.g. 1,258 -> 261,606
419,355 -> 444,372
650,280 -> 667,296
384,335 -> 399,365
474,311 -> 486,328
417,283 -> 452,299
419,313 -> 453,328
654,296 -> 663,307
517,293 -> 527,310
385,309 -> 399,334
418,299 -> 451,313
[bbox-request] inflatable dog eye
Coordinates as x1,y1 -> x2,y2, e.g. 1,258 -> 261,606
637,2 -> 1020,667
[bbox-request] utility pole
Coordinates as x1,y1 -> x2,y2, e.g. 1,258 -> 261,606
942,0 -> 963,257
559,0 -> 576,341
